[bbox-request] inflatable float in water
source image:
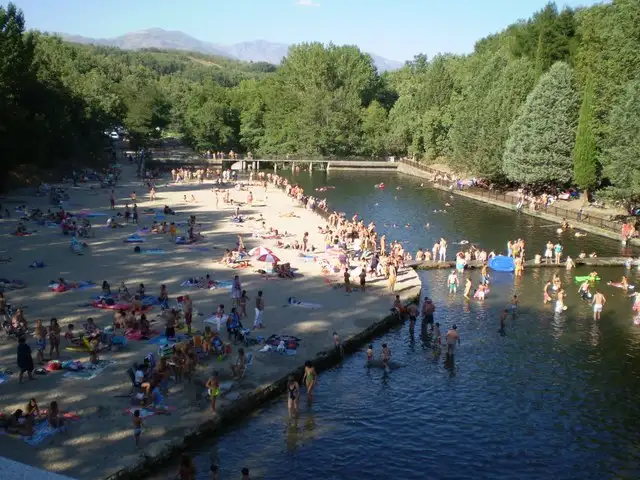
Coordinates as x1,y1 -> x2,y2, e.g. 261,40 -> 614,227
374,183 -> 385,189
488,255 -> 514,273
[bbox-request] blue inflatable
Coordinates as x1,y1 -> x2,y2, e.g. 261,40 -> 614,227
488,255 -> 515,272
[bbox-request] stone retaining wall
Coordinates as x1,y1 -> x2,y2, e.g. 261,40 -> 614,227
104,296 -> 419,480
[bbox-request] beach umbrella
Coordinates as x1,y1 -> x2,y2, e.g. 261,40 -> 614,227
249,246 -> 274,256
256,253 -> 280,263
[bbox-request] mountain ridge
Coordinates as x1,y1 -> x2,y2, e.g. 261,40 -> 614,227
56,28 -> 405,72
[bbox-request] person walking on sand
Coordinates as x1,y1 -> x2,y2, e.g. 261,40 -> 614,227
592,289 -> 606,320
133,409 -> 143,447
17,336 -> 34,383
254,291 -> 265,329
388,262 -> 398,292
183,295 -> 193,335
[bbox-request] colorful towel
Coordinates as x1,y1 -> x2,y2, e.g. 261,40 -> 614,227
265,334 -> 301,350
63,359 -> 115,380
0,373 -> 10,385
124,406 -> 176,418
49,280 -> 95,292
147,334 -> 186,345
22,414 -> 80,446
286,297 -> 322,309
125,329 -> 159,341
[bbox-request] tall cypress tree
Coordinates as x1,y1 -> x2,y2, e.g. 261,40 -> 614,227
572,76 -> 598,198
503,62 -> 579,185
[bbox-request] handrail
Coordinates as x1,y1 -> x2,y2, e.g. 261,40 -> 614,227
396,159 -> 624,235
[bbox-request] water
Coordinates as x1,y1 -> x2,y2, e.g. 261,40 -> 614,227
153,171 -> 640,480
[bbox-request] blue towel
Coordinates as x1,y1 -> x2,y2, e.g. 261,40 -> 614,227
142,249 -> 165,254
148,334 -> 186,345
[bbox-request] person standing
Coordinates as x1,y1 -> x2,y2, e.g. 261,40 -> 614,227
446,325 -> 460,357
17,336 -> 34,383
183,295 -> 193,335
422,298 -> 435,332
254,291 -> 265,329
592,289 -> 606,320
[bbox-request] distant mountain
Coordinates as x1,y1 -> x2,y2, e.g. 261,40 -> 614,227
56,28 -> 404,72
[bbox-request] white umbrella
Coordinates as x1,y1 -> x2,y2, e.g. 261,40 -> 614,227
249,246 -> 274,256
257,253 -> 280,263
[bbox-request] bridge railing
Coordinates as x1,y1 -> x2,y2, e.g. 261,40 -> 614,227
397,159 -> 624,235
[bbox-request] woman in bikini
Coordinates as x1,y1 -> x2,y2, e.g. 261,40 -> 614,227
287,375 -> 300,418
34,319 -> 47,364
302,360 -> 317,402
239,290 -> 249,319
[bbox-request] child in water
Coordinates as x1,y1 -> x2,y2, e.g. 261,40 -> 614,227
366,344 -> 374,361
381,343 -> 392,369
510,295 -> 519,316
433,323 -> 442,346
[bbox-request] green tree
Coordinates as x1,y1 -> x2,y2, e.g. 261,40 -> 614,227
503,62 -> 579,185
572,76 -> 598,196
601,79 -> 640,204
360,100 -> 388,158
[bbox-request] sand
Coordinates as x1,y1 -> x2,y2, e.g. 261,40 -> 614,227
0,161 -> 421,479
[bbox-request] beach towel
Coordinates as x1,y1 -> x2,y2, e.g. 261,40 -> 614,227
22,414 -> 80,446
148,334 -> 186,346
49,280 -> 95,292
125,234 -> 144,243
125,329 -> 159,341
0,372 -> 10,385
63,359 -> 115,380
124,406 -> 176,418
29,260 -> 45,268
286,297 -> 322,309
265,334 -> 301,351
140,248 -> 165,254
182,246 -> 211,252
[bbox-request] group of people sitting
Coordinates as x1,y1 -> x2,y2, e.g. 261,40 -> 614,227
1,398 -> 66,436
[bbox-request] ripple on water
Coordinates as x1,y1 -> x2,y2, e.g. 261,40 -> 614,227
151,172 -> 640,480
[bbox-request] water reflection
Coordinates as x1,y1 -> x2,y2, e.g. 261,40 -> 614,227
152,172 -> 640,480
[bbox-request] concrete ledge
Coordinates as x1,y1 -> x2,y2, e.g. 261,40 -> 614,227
396,162 -> 639,247
328,160 -> 398,171
104,295 -> 419,480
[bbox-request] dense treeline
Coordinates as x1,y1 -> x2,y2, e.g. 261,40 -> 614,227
1,1 -> 639,204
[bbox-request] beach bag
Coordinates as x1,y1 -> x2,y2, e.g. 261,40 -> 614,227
47,360 -> 61,371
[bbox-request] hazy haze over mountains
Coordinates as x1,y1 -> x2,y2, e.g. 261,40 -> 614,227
58,28 -> 405,72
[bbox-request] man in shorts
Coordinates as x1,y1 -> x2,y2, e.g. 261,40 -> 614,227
446,325 -> 460,357
422,297 -> 435,332
592,289 -> 606,320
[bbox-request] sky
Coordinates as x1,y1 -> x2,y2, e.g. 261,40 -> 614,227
11,0 -> 606,62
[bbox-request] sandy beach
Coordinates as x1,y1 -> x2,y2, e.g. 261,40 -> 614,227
0,161 -> 421,479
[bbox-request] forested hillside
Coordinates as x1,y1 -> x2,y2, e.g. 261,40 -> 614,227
1,1 -> 639,203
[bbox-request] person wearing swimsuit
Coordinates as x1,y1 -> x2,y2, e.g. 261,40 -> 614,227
287,376 -> 300,418
302,361 -> 317,402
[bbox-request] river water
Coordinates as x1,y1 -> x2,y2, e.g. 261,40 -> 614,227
154,171 -> 640,480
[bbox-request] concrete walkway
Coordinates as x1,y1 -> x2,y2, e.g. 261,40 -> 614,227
0,456 -> 76,480
0,163 -> 421,479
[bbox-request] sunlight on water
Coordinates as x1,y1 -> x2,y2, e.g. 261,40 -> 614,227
152,171 -> 640,480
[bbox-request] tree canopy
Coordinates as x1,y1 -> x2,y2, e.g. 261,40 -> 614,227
2,0 -> 640,203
